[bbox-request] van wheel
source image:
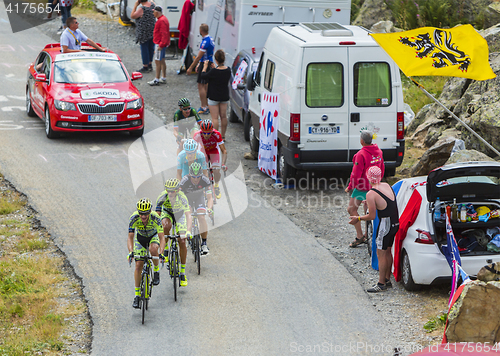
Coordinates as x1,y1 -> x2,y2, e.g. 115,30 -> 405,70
229,104 -> 239,123
278,145 -> 296,184
402,250 -> 422,291
120,0 -> 131,24
243,113 -> 251,141
249,124 -> 258,155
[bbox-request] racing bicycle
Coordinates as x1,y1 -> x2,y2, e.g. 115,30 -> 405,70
190,210 -> 206,275
129,245 -> 160,324
166,227 -> 181,302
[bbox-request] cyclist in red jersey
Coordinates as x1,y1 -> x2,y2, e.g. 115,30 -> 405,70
192,119 -> 227,199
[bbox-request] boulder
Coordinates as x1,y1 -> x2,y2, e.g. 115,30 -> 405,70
370,20 -> 397,34
445,149 -> 496,165
352,0 -> 392,29
410,136 -> 455,176
446,280 -> 500,343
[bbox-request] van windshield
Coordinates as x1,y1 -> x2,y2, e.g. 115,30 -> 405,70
353,62 -> 391,107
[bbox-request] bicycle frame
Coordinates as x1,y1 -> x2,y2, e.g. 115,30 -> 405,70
191,210 -> 206,275
132,246 -> 159,324
166,228 -> 181,302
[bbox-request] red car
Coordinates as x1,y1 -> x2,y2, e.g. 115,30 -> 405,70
26,43 -> 145,138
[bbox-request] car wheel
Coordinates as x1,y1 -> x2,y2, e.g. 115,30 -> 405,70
249,124 -> 258,155
26,88 -> 36,117
278,145 -> 296,184
243,113 -> 251,141
44,106 -> 59,139
129,127 -> 144,137
120,0 -> 131,24
402,250 -> 422,291
229,103 -> 239,123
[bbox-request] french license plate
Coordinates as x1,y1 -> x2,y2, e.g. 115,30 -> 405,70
309,126 -> 340,134
88,115 -> 117,122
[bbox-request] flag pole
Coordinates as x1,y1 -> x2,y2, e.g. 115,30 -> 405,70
410,78 -> 500,158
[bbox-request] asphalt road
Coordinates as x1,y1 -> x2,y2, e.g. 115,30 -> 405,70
0,9 -> 412,355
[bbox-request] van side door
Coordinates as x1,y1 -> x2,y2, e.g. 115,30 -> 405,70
348,47 -> 399,159
299,47 -> 349,161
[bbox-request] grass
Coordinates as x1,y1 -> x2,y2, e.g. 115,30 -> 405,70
424,312 -> 448,332
401,75 -> 449,117
0,180 -> 88,355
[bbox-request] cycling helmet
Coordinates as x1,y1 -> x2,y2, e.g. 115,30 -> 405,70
178,98 -> 191,108
137,198 -> 152,214
165,178 -> 180,191
189,162 -> 202,176
183,139 -> 198,153
200,119 -> 213,132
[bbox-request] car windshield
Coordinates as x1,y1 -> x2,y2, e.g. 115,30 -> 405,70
53,59 -> 127,84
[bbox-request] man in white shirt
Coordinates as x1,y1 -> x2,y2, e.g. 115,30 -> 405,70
60,17 -> 107,53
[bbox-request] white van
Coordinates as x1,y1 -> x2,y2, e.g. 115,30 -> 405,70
247,23 -> 406,182
188,0 -> 351,66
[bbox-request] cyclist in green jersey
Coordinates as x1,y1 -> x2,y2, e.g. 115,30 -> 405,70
127,198 -> 165,309
174,98 -> 202,154
155,178 -> 192,286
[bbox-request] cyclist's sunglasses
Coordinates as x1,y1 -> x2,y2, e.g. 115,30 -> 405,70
190,174 -> 202,179
182,107 -> 191,111
201,131 -> 212,135
166,189 -> 179,193
138,212 -> 150,216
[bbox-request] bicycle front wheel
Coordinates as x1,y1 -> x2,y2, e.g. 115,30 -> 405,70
195,235 -> 201,275
141,272 -> 148,324
173,253 -> 178,302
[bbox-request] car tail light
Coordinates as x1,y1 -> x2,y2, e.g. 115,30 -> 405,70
415,229 -> 434,244
397,112 -> 404,140
252,47 -> 256,54
290,114 -> 300,142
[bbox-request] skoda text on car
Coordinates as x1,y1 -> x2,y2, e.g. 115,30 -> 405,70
396,161 -> 500,291
26,44 -> 145,138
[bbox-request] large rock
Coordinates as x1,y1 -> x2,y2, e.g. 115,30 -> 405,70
445,149 -> 496,164
410,136 -> 455,176
352,0 -> 392,29
446,281 -> 500,343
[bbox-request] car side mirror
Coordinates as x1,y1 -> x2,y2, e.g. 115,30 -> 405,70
35,73 -> 47,82
247,71 -> 256,91
131,72 -> 143,80
236,83 -> 245,90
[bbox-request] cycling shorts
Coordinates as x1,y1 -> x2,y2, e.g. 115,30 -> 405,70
161,213 -> 188,236
133,233 -> 160,259
375,217 -> 399,251
207,151 -> 221,167
187,191 -> 206,212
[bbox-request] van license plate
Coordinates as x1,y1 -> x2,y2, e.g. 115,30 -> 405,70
88,115 -> 117,122
309,126 -> 340,134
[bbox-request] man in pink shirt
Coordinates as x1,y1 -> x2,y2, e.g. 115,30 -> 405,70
148,6 -> 170,86
345,130 -> 385,248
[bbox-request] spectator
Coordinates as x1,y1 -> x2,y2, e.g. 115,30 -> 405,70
130,0 -> 156,73
349,166 -> 399,292
345,130 -> 384,248
200,49 -> 231,140
148,6 -> 170,86
60,17 -> 107,53
57,0 -> 73,35
44,0 -> 60,20
186,23 -> 214,115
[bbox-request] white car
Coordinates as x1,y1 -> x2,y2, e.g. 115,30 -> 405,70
395,161 -> 500,291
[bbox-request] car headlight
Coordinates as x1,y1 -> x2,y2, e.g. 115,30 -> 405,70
126,98 -> 142,110
54,100 -> 76,112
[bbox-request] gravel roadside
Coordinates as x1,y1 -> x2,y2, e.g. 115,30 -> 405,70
31,14 -> 451,355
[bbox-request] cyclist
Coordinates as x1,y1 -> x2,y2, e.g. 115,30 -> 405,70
192,119 -> 227,200
177,138 -> 208,180
174,98 -> 202,154
180,162 -> 213,255
127,198 -> 165,309
155,178 -> 192,287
